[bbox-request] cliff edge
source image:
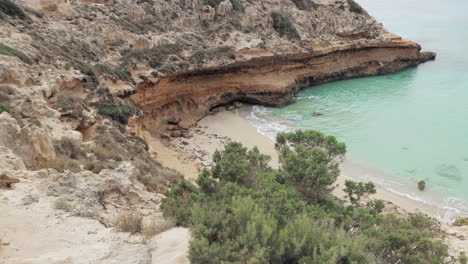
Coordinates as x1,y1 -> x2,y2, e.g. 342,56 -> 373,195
0,0 -> 435,138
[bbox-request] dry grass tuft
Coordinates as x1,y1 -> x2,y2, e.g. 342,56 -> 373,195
113,212 -> 142,233
142,217 -> 176,241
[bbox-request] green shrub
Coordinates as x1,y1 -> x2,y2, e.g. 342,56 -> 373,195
77,63 -> 98,84
344,180 -> 376,205
55,92 -> 83,118
97,104 -> 132,124
203,0 -> 223,8
276,130 -> 346,204
290,0 -> 318,10
93,63 -> 132,82
460,252 -> 467,264
211,142 -> 270,187
162,130 -> 449,264
0,0 -> 27,19
453,217 -> 468,226
230,0 -> 244,12
271,12 -> 300,39
0,43 -> 30,63
347,0 -> 365,14
0,103 -> 9,113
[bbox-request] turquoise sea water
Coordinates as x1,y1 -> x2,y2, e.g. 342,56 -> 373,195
241,0 -> 468,219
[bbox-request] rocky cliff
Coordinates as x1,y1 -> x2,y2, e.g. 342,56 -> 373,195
132,41 -> 434,134
1,0 -> 435,139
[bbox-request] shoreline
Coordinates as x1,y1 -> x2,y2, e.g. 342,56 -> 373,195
154,108 -> 467,256
173,110 -> 439,216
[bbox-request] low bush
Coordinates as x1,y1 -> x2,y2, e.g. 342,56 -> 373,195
271,12 -> 300,40
114,212 -> 142,233
453,217 -> 468,226
0,43 -> 30,63
97,104 -> 132,124
93,64 -> 132,82
54,199 -> 74,212
290,0 -> 318,10
344,180 -> 376,205
0,0 -> 27,19
0,103 -> 9,113
162,130 -> 449,264
347,0 -> 365,14
229,0 -> 244,12
203,0 -> 223,8
55,92 -> 83,118
460,252 -> 467,264
77,63 -> 98,84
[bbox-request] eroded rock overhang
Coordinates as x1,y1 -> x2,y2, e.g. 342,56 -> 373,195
130,40 -> 435,136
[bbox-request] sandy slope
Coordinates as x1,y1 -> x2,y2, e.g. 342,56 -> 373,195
0,168 -> 190,264
0,175 -> 151,264
149,228 -> 190,264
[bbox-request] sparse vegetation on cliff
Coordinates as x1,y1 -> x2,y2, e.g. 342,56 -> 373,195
120,43 -> 182,70
0,0 -> 27,19
97,104 -> 133,124
0,43 -> 30,63
271,12 -> 300,40
162,130 -> 448,264
290,0 -> 318,11
93,64 -> 132,82
230,0 -> 244,12
55,92 -> 83,118
190,46 -> 235,65
347,0 -> 365,14
453,217 -> 468,227
203,0 -> 223,8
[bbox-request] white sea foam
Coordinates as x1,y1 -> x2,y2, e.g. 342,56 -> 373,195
238,105 -> 294,140
296,95 -> 321,100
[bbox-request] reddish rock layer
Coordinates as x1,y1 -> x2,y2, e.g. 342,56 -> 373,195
131,40 -> 435,135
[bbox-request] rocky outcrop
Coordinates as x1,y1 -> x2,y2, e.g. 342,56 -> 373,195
0,0 -> 436,137
0,112 -> 56,169
132,40 -> 435,135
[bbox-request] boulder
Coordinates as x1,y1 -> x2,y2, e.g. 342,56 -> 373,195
0,173 -> 20,189
170,130 -> 182,138
418,180 -> 426,191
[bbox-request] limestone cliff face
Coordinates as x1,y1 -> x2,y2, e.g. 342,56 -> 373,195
0,0 -> 435,142
132,40 -> 435,134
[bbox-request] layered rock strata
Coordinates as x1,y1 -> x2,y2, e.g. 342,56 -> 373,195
131,40 -> 435,135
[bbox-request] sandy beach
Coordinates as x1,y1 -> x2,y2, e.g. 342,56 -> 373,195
154,108 -> 467,257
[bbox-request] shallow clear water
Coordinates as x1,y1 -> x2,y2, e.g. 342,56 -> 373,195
242,0 -> 468,218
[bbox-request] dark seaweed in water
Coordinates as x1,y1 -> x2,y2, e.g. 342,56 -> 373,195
436,164 -> 462,181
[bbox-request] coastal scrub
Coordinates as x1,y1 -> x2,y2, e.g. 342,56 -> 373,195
162,130 -> 448,264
